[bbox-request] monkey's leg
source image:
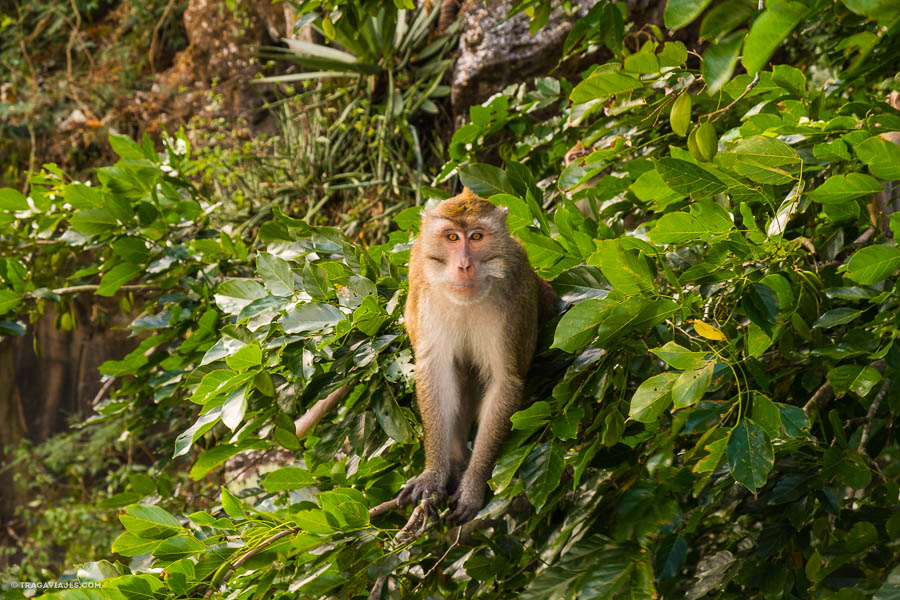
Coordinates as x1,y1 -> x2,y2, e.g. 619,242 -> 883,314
398,351 -> 460,509
448,374 -> 523,524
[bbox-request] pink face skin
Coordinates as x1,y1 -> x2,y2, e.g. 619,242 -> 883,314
439,225 -> 488,297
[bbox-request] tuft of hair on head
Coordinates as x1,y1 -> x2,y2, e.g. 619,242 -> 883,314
433,187 -> 508,227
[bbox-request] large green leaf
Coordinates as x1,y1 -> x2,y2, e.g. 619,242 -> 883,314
664,0 -> 714,30
672,361 -> 715,408
629,372 -> 678,423
701,30 -> 744,93
570,71 -> 641,104
741,2 -> 809,75
809,173 -> 882,204
856,136 -> 900,180
521,442 -> 565,512
655,158 -> 727,200
844,245 -> 900,284
551,298 -> 613,352
727,419 -> 774,493
589,240 -> 654,295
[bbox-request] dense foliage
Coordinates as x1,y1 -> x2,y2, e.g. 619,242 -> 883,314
2,0 -> 900,598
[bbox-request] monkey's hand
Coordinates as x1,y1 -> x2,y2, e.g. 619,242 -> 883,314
398,469 -> 449,510
448,480 -> 485,524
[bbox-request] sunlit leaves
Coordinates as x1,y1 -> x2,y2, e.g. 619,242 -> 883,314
741,2 -> 809,75
844,245 -> 900,284
570,71 -> 641,105
629,372 -> 678,422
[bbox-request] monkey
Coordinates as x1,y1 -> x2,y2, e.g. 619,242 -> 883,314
398,187 -> 557,524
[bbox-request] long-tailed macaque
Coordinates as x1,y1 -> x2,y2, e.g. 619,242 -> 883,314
399,188 -> 557,524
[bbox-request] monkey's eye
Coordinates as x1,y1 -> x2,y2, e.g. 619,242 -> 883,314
447,233 -> 460,241
470,232 -> 483,241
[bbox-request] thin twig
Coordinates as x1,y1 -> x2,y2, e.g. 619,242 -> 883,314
708,72 -> 761,121
858,380 -> 890,456
52,284 -> 157,295
149,0 -> 178,71
294,383 -> 351,438
91,378 -> 116,407
803,381 -> 832,415
368,498 -> 401,518
416,526 -> 461,585
205,527 -> 301,597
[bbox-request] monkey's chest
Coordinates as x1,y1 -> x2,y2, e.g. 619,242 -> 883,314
419,300 -> 508,369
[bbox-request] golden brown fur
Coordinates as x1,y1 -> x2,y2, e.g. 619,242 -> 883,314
401,188 -> 556,523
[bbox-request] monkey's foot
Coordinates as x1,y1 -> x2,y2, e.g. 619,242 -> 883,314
448,483 -> 485,524
398,469 -> 449,511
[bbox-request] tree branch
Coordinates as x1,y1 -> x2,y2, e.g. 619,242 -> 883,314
294,383 -> 351,438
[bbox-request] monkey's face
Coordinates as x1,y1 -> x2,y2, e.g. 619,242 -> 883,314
420,215 -> 507,303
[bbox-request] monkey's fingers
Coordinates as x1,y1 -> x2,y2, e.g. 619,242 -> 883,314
447,502 -> 479,525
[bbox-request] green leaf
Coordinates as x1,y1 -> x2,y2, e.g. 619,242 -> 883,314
629,372 -> 678,423
221,385 -> 248,431
772,64 -> 807,95
221,486 -> 247,519
225,342 -> 262,371
665,0 -> 714,30
844,245 -> 900,285
0,187 -> 29,210
511,401 -> 552,431
109,133 -> 146,160
671,361 -> 715,408
319,489 -> 369,528
845,522 -> 878,553
827,364 -> 882,397
174,408 -> 222,457
651,342 -> 708,370
0,289 -> 23,315
655,158 -> 727,200
570,71 -> 641,104
647,211 -> 707,244
190,443 -> 264,480
119,505 -> 182,539
261,467 -> 316,492
97,263 -> 141,297
809,173 -> 882,204
873,564 -> 900,600
291,509 -> 335,534
727,419 -> 774,493
589,240 -> 654,295
552,298 -> 611,352
457,163 -> 516,197
111,532 -> 161,557
700,0 -> 756,42
741,2 -> 808,75
812,307 -> 864,329
522,442 -> 565,512
551,406 -> 585,440
70,208 -> 119,235
701,30 -> 744,93
153,535 -> 206,562
258,252 -> 295,296
280,302 -> 344,333
752,394 -> 782,439
856,136 -> 900,180
214,279 -> 267,314
777,403 -> 809,437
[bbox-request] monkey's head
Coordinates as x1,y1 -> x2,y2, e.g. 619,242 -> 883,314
418,188 -> 511,302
